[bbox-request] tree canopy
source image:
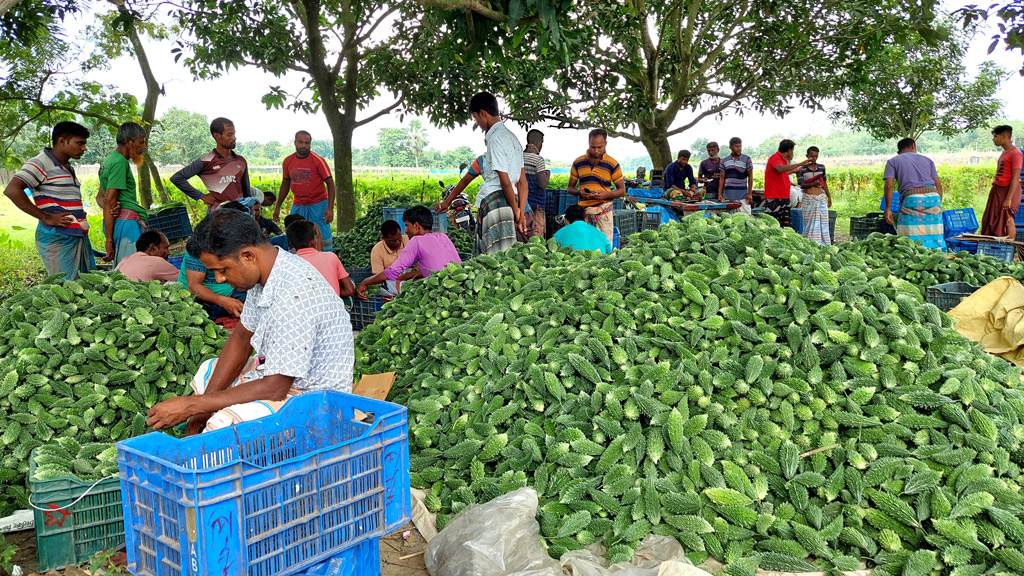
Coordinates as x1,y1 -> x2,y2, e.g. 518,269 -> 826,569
830,23 -> 1004,142
504,0 -> 945,168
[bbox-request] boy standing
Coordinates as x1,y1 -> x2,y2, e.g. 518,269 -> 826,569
981,125 -> 1023,239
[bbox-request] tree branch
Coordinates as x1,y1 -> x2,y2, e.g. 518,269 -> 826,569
416,0 -> 510,22
355,98 -> 404,127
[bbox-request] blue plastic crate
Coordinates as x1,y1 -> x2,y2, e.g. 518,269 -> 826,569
977,241 -> 1016,262
612,226 -> 620,250
553,190 -> 578,214
346,266 -> 374,287
349,294 -> 385,331
943,208 -> 978,238
945,239 -> 978,254
147,207 -> 192,240
117,391 -> 410,576
382,208 -> 446,234
294,536 -> 380,576
1016,204 -> 1024,227
168,255 -> 184,270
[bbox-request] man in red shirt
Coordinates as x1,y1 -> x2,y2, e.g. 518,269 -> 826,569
763,139 -> 811,227
170,117 -> 252,208
274,130 -> 337,250
981,125 -> 1023,239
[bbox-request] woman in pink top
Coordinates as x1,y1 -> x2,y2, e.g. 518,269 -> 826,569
355,206 -> 461,299
287,220 -> 354,297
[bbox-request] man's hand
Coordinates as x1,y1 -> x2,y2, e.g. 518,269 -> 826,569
40,211 -> 76,228
272,207 -> 281,222
219,296 -> 244,317
186,412 -> 213,436
103,240 -> 115,263
200,194 -> 217,207
516,209 -> 528,234
1003,197 -> 1013,210
827,196 -> 833,208
718,194 -> 724,203
356,281 -> 369,300
745,193 -> 753,206
324,206 -> 334,224
147,396 -> 196,430
110,199 -> 122,218
884,209 -> 894,226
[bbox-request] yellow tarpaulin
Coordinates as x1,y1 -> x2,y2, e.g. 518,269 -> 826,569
949,276 -> 1024,367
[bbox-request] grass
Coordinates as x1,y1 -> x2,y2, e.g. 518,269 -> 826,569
0,206 -> 46,301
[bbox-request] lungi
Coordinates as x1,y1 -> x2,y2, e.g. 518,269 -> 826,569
476,190 -> 517,255
802,193 -> 831,246
897,188 -> 945,250
291,199 -> 333,251
36,227 -> 95,280
528,206 -> 546,238
190,356 -> 301,433
584,201 -> 614,243
981,183 -> 1020,237
764,198 -> 791,227
112,213 -> 143,267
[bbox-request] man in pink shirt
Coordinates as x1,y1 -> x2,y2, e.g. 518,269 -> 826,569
356,206 -> 461,299
287,220 -> 354,297
115,231 -> 180,283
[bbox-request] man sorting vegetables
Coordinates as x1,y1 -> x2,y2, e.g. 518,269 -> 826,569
146,208 -> 354,434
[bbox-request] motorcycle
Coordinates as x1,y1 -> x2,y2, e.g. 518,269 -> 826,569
439,180 -> 476,235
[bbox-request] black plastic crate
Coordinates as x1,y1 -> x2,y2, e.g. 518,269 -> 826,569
349,294 -> 383,330
147,206 -> 192,240
614,209 -> 639,237
640,211 -> 661,231
545,213 -> 565,238
926,282 -> 979,312
850,213 -> 884,240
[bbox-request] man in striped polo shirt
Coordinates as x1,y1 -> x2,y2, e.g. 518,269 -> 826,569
3,122 -> 95,279
568,128 -> 626,244
718,136 -> 755,214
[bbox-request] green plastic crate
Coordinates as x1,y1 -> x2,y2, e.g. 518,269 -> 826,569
29,450 -> 124,571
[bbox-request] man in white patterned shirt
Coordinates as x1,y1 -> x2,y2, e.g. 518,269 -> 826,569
146,209 -> 354,435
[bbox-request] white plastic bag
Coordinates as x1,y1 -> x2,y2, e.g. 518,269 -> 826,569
423,487 -> 561,576
560,535 -> 710,576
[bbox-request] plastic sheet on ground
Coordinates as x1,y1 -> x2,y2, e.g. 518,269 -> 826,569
948,276 -> 1024,368
415,488 -> 709,576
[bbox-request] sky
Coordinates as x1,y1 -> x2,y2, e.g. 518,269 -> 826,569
74,4 -> 1024,164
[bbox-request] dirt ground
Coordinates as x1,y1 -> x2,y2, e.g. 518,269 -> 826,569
8,521 -> 428,575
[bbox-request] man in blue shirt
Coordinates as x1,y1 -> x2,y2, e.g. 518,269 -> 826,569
553,204 -> 613,254
663,150 -> 699,200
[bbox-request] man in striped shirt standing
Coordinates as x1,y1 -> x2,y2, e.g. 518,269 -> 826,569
718,137 -> 755,214
3,122 -> 95,279
568,128 -> 626,244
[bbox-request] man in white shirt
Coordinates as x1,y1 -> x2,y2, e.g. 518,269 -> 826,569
470,91 -> 528,255
146,209 -> 354,434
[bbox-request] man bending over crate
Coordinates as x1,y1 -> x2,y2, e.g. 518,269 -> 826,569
147,209 -> 354,435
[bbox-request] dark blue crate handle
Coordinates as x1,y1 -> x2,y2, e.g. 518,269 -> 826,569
117,392 -> 405,473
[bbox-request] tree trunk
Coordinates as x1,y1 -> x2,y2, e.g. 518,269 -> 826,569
145,154 -> 169,203
639,127 -> 673,171
0,0 -> 18,19
330,120 -> 357,231
115,0 -> 161,208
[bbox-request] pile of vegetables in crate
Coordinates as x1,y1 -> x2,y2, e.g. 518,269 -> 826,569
335,195 -> 473,268
359,215 -> 1024,575
0,272 -> 225,514
840,233 -> 1024,297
